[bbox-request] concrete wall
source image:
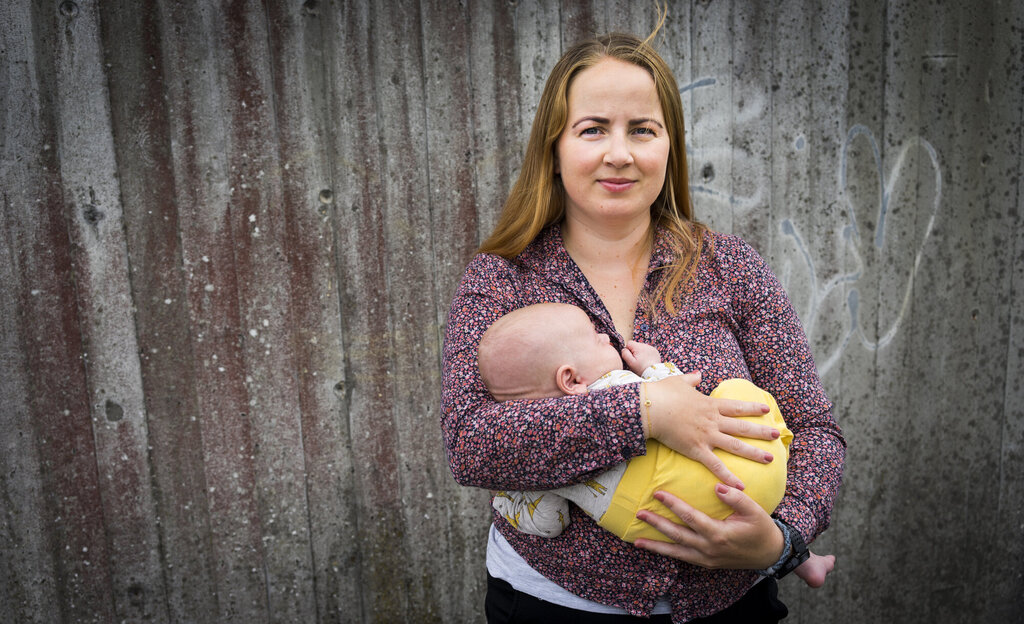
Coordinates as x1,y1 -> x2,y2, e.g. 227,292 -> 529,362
1,1 -> 1021,622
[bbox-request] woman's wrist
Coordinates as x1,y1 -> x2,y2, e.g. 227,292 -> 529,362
641,380 -> 669,439
756,519 -> 791,572
757,518 -> 810,577
639,382 -> 653,437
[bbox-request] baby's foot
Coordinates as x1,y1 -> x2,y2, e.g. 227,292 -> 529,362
794,552 -> 835,588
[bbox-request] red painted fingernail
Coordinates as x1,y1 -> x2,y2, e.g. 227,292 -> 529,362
762,403 -> 770,413
764,453 -> 773,462
716,483 -> 730,494
771,429 -> 780,439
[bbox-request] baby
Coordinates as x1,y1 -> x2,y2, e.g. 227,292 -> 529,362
478,302 -> 834,587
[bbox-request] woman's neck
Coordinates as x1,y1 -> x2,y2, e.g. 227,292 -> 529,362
561,213 -> 653,273
561,213 -> 654,340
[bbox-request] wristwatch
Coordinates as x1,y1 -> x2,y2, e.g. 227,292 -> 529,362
759,518 -> 810,579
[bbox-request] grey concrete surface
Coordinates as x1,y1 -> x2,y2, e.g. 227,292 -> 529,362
1,1 -> 1021,622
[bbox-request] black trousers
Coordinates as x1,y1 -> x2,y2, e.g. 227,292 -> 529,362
485,573 -> 788,624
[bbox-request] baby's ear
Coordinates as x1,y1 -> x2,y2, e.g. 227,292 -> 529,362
555,365 -> 589,396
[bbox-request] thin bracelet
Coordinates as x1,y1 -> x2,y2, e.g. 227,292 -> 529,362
641,382 -> 652,436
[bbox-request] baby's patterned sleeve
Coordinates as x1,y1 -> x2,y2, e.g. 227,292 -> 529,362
639,362 -> 683,381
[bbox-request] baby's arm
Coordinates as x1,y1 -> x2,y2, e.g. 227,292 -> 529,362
621,340 -> 662,375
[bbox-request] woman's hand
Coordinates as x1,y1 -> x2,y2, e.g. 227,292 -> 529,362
643,373 -> 779,490
634,485 -> 785,570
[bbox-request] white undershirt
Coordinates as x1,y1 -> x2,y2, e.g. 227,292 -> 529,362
486,523 -> 673,616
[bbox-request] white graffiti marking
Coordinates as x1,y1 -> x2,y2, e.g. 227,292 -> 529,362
679,78 -> 943,376
781,126 -> 942,376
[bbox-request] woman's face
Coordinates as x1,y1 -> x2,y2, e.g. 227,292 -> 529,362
556,57 -> 669,230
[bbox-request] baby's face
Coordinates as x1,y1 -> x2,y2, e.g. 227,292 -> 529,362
563,309 -> 623,383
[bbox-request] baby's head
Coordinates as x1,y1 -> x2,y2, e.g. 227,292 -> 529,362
478,303 -> 622,401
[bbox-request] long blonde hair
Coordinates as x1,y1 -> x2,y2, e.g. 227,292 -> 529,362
479,23 -> 706,314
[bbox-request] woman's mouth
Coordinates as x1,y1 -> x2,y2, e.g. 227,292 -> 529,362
599,178 -> 635,192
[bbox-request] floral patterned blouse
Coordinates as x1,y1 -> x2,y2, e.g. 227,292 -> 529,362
440,224 -> 845,621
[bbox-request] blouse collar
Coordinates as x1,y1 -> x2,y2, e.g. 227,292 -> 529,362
516,222 -> 678,341
519,222 -> 676,280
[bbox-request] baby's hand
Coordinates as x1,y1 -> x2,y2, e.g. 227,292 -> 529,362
622,340 -> 662,375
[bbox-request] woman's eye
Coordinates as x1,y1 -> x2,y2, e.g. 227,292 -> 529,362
580,127 -> 602,136
632,126 -> 656,136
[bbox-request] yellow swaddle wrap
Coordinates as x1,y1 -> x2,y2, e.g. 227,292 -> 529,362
599,378 -> 793,543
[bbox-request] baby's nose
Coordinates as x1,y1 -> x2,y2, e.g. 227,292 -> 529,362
598,333 -> 610,343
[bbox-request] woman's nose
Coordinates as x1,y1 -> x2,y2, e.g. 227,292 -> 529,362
603,133 -> 633,167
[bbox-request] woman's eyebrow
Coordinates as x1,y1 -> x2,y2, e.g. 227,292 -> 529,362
631,118 -> 664,128
570,116 -> 665,129
571,116 -> 609,128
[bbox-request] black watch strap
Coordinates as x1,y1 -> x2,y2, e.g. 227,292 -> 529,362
772,519 -> 810,579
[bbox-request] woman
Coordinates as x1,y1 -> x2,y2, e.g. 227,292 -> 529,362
440,29 -> 845,623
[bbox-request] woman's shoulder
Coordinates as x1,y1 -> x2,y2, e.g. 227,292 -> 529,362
464,227 -> 561,275
463,249 -> 514,274
691,230 -> 781,303
456,252 -> 518,298
699,229 -> 768,271
702,228 -> 756,254
456,236 -> 546,295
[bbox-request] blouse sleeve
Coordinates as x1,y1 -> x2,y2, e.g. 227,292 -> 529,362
440,253 -> 647,491
723,237 -> 847,543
